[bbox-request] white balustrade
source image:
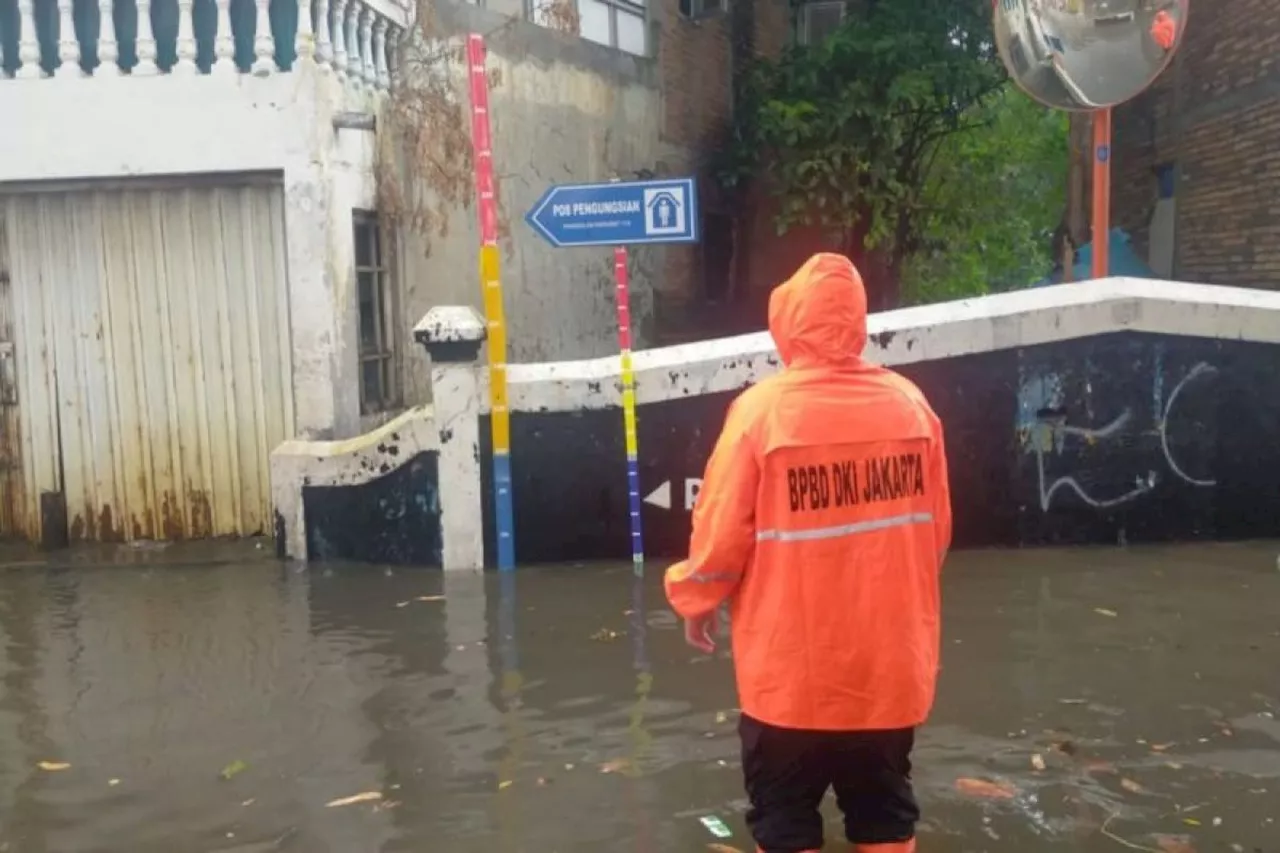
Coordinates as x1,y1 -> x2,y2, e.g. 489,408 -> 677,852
56,0 -> 80,77
373,18 -> 388,90
296,0 -> 316,64
16,0 -> 41,79
98,0 -> 120,75
344,1 -> 360,85
212,0 -> 235,73
0,0 -> 402,87
331,0 -> 348,80
316,0 -> 333,67
134,0 -> 159,75
175,0 -> 198,74
251,0 -> 276,75
359,8 -> 375,88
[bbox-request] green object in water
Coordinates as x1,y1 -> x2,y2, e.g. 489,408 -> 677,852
220,759 -> 249,780
700,816 -> 733,838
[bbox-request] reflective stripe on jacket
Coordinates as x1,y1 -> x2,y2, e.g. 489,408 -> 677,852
664,252 -> 952,732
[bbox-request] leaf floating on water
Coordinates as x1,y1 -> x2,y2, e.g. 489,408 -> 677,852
108,778 -> 121,786
1120,778 -> 1145,793
1031,753 -> 1046,771
498,780 -> 513,790
1151,742 -> 1175,752
325,791 -> 383,808
599,758 -> 631,774
37,761 -> 71,772
715,711 -> 729,724
1095,608 -> 1119,618
1181,817 -> 1201,827
219,759 -> 248,780
954,777 -> 1017,799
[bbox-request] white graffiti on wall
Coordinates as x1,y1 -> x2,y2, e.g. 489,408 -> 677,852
1017,359 -> 1219,511
1160,361 -> 1219,488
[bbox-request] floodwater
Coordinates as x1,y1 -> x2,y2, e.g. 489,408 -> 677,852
1,542 -> 1278,852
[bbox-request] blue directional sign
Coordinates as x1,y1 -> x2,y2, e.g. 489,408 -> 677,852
525,177 -> 699,248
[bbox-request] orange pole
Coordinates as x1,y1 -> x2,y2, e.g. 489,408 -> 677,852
1091,107 -> 1112,280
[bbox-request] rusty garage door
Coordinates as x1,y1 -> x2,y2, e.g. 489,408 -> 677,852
0,179 -> 295,544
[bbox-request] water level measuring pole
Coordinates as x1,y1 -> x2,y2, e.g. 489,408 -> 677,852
613,243 -> 645,575
466,33 -> 515,571
523,175 -> 700,571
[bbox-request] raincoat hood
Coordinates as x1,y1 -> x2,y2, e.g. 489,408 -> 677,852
768,253 -> 868,368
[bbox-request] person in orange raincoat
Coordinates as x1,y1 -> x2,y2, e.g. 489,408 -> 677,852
665,253 -> 952,853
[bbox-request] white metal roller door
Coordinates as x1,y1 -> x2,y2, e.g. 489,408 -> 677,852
0,181 -> 294,543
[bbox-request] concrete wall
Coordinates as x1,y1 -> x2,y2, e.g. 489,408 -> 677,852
393,3 -> 687,407
1112,0 -> 1280,289
273,277 -> 1280,568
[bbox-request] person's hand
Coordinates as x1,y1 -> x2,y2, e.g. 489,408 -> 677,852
684,611 -> 718,654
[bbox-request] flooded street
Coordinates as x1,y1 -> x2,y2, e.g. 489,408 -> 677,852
1,543 -> 1278,852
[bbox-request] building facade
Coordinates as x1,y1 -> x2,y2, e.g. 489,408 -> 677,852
1111,0 -> 1280,289
0,0 -> 808,546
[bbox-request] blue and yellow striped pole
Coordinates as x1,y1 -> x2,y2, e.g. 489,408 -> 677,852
613,246 -> 644,575
467,34 -> 515,571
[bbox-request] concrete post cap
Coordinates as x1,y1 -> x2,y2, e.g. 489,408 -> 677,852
413,306 -> 488,346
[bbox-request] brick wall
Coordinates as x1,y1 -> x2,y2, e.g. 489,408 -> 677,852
1113,0 -> 1280,288
652,0 -> 791,341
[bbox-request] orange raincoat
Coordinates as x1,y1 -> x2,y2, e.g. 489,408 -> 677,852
665,253 -> 952,732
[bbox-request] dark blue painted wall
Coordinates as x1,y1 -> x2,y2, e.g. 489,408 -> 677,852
296,332 -> 1280,567
304,451 -> 444,566
478,333 -> 1280,565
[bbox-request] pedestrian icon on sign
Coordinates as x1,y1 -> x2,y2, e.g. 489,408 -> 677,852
643,186 -> 687,237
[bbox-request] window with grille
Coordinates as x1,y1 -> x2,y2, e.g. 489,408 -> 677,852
353,214 -> 398,414
797,0 -> 846,46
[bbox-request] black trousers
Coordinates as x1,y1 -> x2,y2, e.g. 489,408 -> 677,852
739,713 -> 919,852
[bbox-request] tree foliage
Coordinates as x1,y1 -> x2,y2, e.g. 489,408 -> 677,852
900,88 -> 1069,304
722,0 -> 1064,308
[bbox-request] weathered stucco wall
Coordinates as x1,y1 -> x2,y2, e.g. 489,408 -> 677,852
393,4 -> 684,407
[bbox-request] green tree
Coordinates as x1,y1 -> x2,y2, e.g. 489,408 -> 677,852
900,88 -> 1069,305
722,0 -> 1061,309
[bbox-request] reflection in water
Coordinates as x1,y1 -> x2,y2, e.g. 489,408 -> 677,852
0,542 -> 1278,851
496,571 -> 523,851
994,0 -> 1189,110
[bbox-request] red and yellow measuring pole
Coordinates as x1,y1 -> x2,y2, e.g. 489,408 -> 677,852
466,34 -> 515,571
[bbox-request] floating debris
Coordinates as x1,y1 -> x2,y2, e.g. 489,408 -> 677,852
219,759 -> 248,780
325,791 -> 383,808
36,761 -> 70,772
699,816 -> 733,838
955,778 -> 1017,800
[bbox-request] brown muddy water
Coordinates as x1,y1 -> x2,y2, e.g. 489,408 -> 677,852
1,542 -> 1278,853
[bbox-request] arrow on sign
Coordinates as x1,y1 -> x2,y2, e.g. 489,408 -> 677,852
643,479 -> 702,511
643,481 -> 672,510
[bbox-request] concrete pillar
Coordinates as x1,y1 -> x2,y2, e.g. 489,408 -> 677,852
414,306 -> 487,571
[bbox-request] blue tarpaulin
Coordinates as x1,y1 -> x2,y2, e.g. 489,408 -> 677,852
1035,228 -> 1156,286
